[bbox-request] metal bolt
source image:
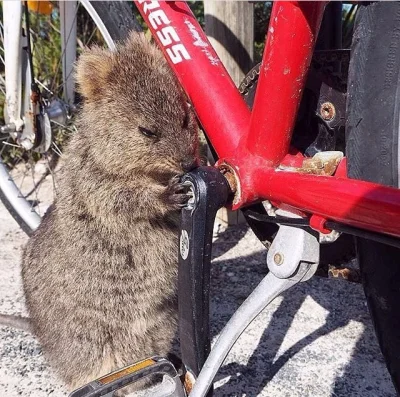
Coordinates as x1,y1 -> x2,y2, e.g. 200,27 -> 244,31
20,138 -> 34,150
273,252 -> 284,265
0,123 -> 16,134
320,102 -> 335,121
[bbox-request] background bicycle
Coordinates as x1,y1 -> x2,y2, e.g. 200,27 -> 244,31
0,0 -> 139,233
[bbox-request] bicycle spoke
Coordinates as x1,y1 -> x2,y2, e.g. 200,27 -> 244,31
29,155 -> 41,215
1,141 -> 21,149
18,163 -> 30,195
83,25 -> 98,47
0,24 -> 4,64
0,137 -> 9,156
0,22 -> 5,65
51,141 -> 63,157
52,68 -> 75,96
49,21 -> 61,35
0,23 -> 5,94
12,154 -> 26,170
0,21 -> 4,43
50,120 -> 75,135
45,153 -> 58,195
49,2 -> 80,94
34,79 -> 54,96
32,171 -> 45,207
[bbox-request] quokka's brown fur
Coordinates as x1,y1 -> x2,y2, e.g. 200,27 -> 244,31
21,32 -> 199,391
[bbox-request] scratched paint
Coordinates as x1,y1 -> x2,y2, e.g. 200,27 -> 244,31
184,19 -> 220,66
242,1 -> 326,171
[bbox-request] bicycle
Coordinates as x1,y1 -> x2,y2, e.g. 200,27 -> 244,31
2,1 -> 400,397
0,0 -> 140,233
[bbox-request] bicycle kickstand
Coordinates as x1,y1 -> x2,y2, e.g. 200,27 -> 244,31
189,210 -> 320,397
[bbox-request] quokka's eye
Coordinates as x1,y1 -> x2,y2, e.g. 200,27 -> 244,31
139,126 -> 159,139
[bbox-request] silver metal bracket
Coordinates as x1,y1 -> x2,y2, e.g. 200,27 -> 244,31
267,224 -> 319,281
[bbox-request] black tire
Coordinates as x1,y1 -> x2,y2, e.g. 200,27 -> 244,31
347,2 -> 400,393
90,1 -> 141,40
0,1 -> 140,235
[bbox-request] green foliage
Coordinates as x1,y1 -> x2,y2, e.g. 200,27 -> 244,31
188,1 -> 204,29
254,2 -> 272,63
29,11 -> 62,93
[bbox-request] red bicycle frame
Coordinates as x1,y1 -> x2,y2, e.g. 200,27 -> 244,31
136,0 -> 400,238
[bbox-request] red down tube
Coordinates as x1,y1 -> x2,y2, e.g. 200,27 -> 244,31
135,0 -> 250,158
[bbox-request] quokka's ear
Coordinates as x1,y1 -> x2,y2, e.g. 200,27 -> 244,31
75,46 -> 113,101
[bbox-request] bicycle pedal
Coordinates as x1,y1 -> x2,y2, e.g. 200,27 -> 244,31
69,356 -> 187,397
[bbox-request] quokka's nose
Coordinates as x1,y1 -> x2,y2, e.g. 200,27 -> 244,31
181,158 -> 198,172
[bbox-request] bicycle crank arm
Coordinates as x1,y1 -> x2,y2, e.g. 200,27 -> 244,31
178,167 -> 231,393
69,356 -> 186,397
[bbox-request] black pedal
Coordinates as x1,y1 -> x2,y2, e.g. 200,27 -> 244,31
69,356 -> 186,397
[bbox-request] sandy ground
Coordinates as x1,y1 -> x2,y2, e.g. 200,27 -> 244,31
0,200 -> 397,397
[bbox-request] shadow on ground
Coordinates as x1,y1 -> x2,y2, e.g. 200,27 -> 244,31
208,224 -> 395,397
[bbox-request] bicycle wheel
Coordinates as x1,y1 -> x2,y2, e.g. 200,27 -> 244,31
0,1 -> 140,235
346,2 -> 400,392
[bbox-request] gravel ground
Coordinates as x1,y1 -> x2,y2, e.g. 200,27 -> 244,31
0,201 -> 396,397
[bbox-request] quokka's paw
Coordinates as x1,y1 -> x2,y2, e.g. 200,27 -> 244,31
163,175 -> 192,209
